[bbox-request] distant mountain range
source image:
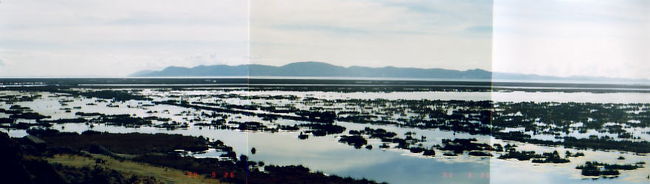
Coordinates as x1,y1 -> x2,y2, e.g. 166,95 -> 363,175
131,61 -> 648,83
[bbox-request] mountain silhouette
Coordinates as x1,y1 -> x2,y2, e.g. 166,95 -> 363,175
132,61 -> 491,79
131,61 -> 648,83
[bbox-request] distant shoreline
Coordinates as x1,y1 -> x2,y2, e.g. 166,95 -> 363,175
2,78 -> 650,93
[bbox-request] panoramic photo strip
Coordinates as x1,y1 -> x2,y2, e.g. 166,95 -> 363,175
1,0 -> 649,184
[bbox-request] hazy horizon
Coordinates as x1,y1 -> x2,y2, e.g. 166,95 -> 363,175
3,60 -> 650,82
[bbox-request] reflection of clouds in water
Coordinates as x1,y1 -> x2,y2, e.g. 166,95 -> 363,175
491,159 -> 556,184
620,166 -> 650,183
248,132 -> 394,171
491,140 -> 650,184
340,154 -> 490,184
246,131 -> 490,184
493,157 -> 647,184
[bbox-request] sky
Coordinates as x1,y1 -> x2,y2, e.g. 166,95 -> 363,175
493,0 -> 650,79
0,0 -> 648,79
0,0 -> 249,77
251,0 -> 493,70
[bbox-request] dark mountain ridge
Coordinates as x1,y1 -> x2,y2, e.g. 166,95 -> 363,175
131,61 -> 648,83
133,61 -> 492,79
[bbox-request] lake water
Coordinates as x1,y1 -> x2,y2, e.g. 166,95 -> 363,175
1,89 -> 649,184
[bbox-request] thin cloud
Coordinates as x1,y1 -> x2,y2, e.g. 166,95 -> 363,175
493,0 -> 650,79
0,0 -> 249,77
251,0 -> 493,70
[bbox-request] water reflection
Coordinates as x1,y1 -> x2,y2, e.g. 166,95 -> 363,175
1,89 -> 649,184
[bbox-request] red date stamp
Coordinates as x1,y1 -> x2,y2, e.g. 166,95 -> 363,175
185,171 -> 236,179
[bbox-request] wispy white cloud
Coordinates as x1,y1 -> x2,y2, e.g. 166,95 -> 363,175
251,0 -> 493,70
0,0 -> 248,77
1,0 -> 492,77
493,0 -> 650,79
3,0 -> 646,79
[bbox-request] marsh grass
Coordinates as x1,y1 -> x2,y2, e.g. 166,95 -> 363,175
47,153 -> 225,184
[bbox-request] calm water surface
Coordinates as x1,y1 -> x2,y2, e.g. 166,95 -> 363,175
1,89 -> 649,184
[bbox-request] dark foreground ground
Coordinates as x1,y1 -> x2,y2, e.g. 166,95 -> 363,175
0,130 -> 382,184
